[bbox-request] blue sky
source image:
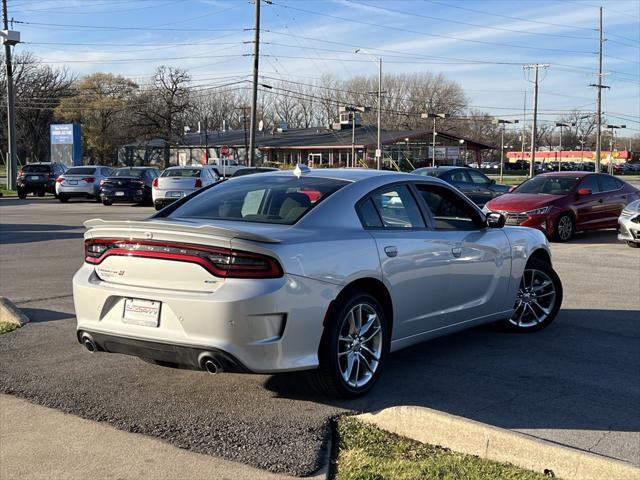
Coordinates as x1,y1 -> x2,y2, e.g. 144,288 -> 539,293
10,0 -> 640,136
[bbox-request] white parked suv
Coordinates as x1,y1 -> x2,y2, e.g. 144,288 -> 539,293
209,159 -> 244,178
152,165 -> 220,210
56,165 -> 114,203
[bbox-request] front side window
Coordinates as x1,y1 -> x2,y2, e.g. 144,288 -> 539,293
166,176 -> 348,225
468,170 -> 489,185
368,186 -> 425,229
447,170 -> 469,183
579,175 -> 600,193
415,184 -> 482,230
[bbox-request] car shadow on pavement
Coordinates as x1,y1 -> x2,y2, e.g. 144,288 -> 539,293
19,308 -> 74,323
566,229 -> 621,245
0,224 -> 83,245
266,307 -> 640,436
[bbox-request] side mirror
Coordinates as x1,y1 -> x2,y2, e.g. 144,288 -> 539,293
578,188 -> 592,196
486,212 -> 506,228
508,186 -> 516,193
489,179 -> 496,185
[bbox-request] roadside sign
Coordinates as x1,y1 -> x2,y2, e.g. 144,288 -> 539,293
375,148 -> 381,158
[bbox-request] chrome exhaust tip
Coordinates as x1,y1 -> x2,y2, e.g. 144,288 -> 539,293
81,334 -> 97,353
200,355 -> 223,375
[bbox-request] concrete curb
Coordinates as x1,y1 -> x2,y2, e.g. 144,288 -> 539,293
357,406 -> 640,480
0,297 -> 30,327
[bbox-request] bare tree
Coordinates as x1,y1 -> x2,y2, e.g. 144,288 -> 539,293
134,66 -> 192,168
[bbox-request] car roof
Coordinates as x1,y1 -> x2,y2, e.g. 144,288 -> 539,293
264,167 -> 421,183
166,165 -> 207,169
414,166 -> 459,172
118,166 -> 155,169
538,171 -> 593,177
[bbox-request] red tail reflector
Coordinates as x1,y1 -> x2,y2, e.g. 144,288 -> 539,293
84,239 -> 283,279
152,178 -> 158,188
195,178 -> 202,188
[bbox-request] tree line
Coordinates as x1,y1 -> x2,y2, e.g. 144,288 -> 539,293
1,52 -> 636,168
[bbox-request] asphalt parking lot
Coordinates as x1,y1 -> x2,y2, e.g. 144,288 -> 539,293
1,197 -> 639,476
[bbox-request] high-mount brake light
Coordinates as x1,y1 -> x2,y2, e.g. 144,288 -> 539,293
84,239 -> 283,279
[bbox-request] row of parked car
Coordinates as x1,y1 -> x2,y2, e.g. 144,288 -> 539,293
470,160 -> 640,174
16,162 -> 277,210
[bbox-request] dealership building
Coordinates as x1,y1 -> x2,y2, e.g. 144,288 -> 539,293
119,117 -> 494,169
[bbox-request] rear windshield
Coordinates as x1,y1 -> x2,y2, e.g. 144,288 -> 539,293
65,167 -> 96,175
161,168 -> 201,178
413,169 -> 439,177
113,168 -> 144,177
166,175 -> 349,225
513,176 -> 579,195
23,165 -> 52,173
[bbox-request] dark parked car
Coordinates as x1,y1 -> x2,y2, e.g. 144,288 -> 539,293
100,167 -> 160,206
17,162 -> 67,199
484,172 -> 640,242
412,166 -> 510,207
230,167 -> 279,178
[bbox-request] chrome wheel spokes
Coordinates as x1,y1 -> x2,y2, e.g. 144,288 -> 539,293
337,303 -> 383,388
509,268 -> 557,328
557,216 -> 572,240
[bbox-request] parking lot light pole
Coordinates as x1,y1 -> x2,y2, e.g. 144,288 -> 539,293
341,105 -> 370,168
495,119 -> 519,182
354,49 -> 383,170
605,124 -> 626,173
555,122 -> 570,172
421,113 -> 450,167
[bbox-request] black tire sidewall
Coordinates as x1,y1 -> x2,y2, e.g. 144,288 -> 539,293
504,257 -> 563,332
553,213 -> 574,242
319,292 -> 389,397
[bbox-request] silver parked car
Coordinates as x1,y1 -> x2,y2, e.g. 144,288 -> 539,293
73,168 -> 562,398
618,199 -> 640,248
56,166 -> 114,203
152,165 -> 220,210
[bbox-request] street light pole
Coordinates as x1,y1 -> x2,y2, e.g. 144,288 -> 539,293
354,49 -> 383,169
2,0 -> 19,190
605,124 -> 626,174
496,119 -> 519,182
555,122 -> 570,172
421,113 -> 450,167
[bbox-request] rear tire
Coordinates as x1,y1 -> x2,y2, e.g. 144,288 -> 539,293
627,241 -> 640,248
552,213 -> 574,242
94,195 -> 102,203
102,199 -> 113,206
17,189 -> 27,199
154,203 -> 163,211
58,194 -> 68,203
501,258 -> 562,332
309,291 -> 389,398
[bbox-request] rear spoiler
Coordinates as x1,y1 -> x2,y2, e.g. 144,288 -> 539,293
83,219 -> 281,244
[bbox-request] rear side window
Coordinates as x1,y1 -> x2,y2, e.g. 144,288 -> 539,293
448,170 -> 469,183
357,198 -> 383,228
579,175 -> 600,193
600,175 -> 621,192
166,176 -> 348,225
65,167 -> 96,175
161,168 -> 202,178
368,186 -> 425,229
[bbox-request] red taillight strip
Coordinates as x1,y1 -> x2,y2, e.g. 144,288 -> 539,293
85,238 -> 283,278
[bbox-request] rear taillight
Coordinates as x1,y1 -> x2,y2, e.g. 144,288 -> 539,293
17,170 -> 23,177
195,178 -> 202,188
56,176 -> 64,183
84,239 -> 283,279
82,177 -> 95,183
152,178 -> 158,188
100,179 -> 106,186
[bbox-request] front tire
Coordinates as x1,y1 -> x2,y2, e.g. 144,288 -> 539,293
310,292 -> 389,398
102,199 -> 113,206
502,258 -> 562,332
627,241 -> 640,248
17,189 -> 27,199
553,213 -> 574,242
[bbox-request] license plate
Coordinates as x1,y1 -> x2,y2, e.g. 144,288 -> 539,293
167,191 -> 183,198
30,175 -> 40,180
122,298 -> 161,327
115,191 -> 125,196
69,180 -> 78,185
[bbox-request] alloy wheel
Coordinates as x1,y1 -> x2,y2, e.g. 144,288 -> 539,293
556,215 -> 573,241
337,303 -> 383,388
509,268 -> 557,328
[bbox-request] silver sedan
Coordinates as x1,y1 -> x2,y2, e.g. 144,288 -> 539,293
618,199 -> 640,248
73,168 -> 562,397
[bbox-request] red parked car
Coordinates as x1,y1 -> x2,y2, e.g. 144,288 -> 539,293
484,172 -> 640,242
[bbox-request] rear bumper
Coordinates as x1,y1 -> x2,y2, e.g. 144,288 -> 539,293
73,264 -> 341,373
101,188 -> 148,203
17,180 -> 56,193
57,185 -> 100,196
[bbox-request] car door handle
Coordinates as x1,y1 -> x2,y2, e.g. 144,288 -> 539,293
451,247 -> 462,257
598,198 -> 603,203
384,246 -> 398,258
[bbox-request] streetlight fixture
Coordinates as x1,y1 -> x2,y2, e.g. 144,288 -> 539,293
354,48 -> 383,170
340,105 -> 370,167
605,124 -> 626,173
421,113 -> 450,167
495,119 -> 519,182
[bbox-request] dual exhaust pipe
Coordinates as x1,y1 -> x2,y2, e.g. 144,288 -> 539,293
79,332 -> 223,375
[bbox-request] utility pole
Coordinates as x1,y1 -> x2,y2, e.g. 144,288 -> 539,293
421,113 -> 450,167
555,122 -> 570,172
2,0 -> 19,191
248,0 -> 262,167
354,49 -> 383,169
496,119 -> 518,182
523,64 -> 549,177
521,91 -> 527,163
203,116 -> 208,165
351,112 -> 355,168
590,6 -> 609,173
